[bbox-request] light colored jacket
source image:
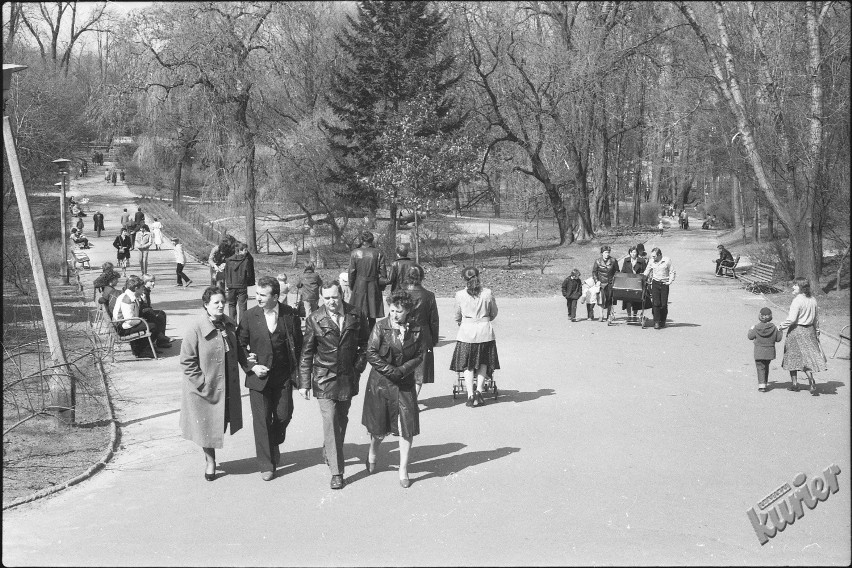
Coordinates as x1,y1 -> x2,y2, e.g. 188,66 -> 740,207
173,243 -> 186,265
113,289 -> 139,329
454,287 -> 498,343
778,294 -> 819,331
135,230 -> 152,251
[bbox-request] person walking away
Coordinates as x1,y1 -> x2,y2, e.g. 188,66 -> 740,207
620,246 -> 648,320
296,261 -> 322,319
450,267 -> 499,408
120,169 -> 125,181
298,281 -> 368,490
113,228 -> 132,274
149,218 -> 164,250
208,238 -> 232,294
591,245 -> 619,322
403,265 -> 439,397
111,169 -> 117,185
338,272 -> 352,304
120,208 -> 131,234
642,247 -> 676,329
748,307 -> 783,392
348,230 -> 389,332
112,275 -> 159,359
224,241 -> 255,324
135,224 -> 152,274
362,289 -> 424,488
388,244 -> 414,293
172,238 -> 192,287
776,278 -> 827,395
715,244 -> 735,276
134,207 -> 145,227
237,277 -> 302,481
561,269 -> 583,322
276,273 -> 291,306
179,286 -> 244,481
93,210 -> 105,238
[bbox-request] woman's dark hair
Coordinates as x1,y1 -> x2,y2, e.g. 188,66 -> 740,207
628,246 -> 637,255
388,289 -> 414,311
141,224 -> 149,231
202,285 -> 226,306
102,261 -> 114,272
404,265 -> 423,286
126,275 -> 144,291
794,278 -> 812,297
462,266 -> 481,297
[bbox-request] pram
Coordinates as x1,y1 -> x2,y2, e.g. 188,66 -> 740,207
608,273 -> 653,328
452,371 -> 498,400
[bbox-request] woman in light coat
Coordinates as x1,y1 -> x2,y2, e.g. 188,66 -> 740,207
777,278 -> 827,395
149,217 -> 164,250
180,286 -> 245,481
449,267 -> 499,407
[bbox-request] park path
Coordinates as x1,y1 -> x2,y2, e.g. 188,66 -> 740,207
3,186 -> 850,566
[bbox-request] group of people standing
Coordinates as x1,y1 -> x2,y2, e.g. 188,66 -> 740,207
561,243 -> 675,329
113,207 -> 164,275
180,229 -> 499,491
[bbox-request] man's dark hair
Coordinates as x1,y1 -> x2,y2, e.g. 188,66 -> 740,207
321,280 -> 342,296
256,275 -> 280,297
126,275 -> 144,291
360,230 -> 374,244
388,289 -> 414,310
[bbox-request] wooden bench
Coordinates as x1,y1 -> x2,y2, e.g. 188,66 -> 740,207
97,304 -> 158,361
71,248 -> 91,269
738,262 -> 779,293
717,255 -> 740,278
832,325 -> 850,359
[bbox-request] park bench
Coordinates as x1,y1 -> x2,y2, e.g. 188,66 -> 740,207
738,261 -> 779,294
718,255 -> 741,278
70,248 -> 91,269
831,325 -> 850,359
96,304 -> 158,361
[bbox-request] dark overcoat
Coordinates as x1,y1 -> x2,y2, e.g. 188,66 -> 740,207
179,314 -> 244,448
405,284 -> 439,384
348,245 -> 388,318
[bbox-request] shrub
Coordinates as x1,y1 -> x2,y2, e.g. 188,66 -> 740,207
750,239 -> 795,280
706,199 -> 734,227
640,202 -> 660,225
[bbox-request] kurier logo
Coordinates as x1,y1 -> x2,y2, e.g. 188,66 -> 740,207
747,464 -> 841,545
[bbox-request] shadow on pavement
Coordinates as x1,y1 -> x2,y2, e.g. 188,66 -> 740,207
662,322 -> 701,328
768,379 -> 845,395
491,388 -> 556,405
400,445 -> 521,484
418,394 -> 458,412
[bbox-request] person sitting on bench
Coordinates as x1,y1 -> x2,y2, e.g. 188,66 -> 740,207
70,228 -> 90,249
715,244 -> 735,276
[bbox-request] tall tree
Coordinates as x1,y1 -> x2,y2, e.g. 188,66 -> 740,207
324,0 -> 463,230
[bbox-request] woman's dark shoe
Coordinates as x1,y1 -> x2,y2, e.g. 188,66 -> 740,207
204,472 -> 216,482
474,391 -> 486,407
810,384 -> 818,396
788,384 -> 800,392
365,459 -> 376,474
399,477 -> 411,489
466,396 -> 474,407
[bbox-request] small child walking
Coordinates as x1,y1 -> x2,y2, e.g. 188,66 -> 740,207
580,276 -> 599,321
561,269 -> 583,321
172,238 -> 192,287
747,307 -> 783,392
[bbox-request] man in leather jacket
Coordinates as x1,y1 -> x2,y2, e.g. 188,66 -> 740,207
298,281 -> 369,490
348,230 -> 389,331
591,245 -> 619,322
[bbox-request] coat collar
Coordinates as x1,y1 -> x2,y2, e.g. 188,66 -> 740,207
200,314 -> 235,338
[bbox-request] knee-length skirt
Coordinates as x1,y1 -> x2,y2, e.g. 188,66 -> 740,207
782,324 -> 827,372
450,340 -> 500,377
362,373 -> 419,438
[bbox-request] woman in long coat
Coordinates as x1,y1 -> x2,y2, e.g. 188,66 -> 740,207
180,286 -> 245,481
362,290 -> 424,488
403,265 -> 439,396
620,246 -> 647,319
347,230 -> 388,329
777,278 -> 827,395
149,217 -> 164,250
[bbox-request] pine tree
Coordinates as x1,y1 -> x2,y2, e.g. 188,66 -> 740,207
323,0 -> 463,222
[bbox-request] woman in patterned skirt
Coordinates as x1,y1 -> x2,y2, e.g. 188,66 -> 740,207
777,278 -> 827,395
450,267 -> 499,407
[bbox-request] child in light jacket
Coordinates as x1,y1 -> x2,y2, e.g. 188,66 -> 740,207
748,307 -> 783,392
580,277 -> 599,321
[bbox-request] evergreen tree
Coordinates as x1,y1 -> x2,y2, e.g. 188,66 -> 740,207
323,0 -> 463,222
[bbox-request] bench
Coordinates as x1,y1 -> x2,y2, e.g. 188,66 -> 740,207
96,304 -> 158,361
738,261 -> 779,294
71,248 -> 91,269
717,255 -> 740,278
832,325 -> 850,359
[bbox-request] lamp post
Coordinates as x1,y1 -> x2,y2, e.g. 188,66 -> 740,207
53,159 -> 71,285
4,63 -> 75,426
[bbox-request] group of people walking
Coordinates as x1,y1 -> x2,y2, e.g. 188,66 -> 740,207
180,229 -> 499,490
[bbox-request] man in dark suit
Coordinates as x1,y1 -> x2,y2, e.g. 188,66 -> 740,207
299,281 -> 368,490
93,210 -> 105,237
348,230 -> 388,332
238,276 -> 302,481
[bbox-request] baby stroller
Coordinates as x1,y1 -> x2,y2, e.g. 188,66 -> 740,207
609,273 -> 653,328
452,371 -> 498,400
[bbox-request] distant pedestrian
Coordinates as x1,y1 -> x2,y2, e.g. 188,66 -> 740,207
642,247 -> 676,330
134,207 -> 145,226
208,237 -> 233,294
276,273 -> 291,306
120,169 -> 125,181
224,241 -> 255,324
179,286 -> 244,481
296,261 -> 322,318
338,272 -> 352,304
403,265 -> 439,397
111,170 -> 117,185
135,224 -> 152,274
388,244 -> 414,293
561,268 -> 583,322
75,216 -> 84,232
173,238 -> 191,287
105,169 -> 110,181
348,230 -> 388,331
93,211 -> 105,237
580,276 -> 599,320
777,278 -> 827,395
748,307 -> 783,392
591,245 -> 619,322
149,217 -> 164,250
120,208 -> 131,232
113,228 -> 132,273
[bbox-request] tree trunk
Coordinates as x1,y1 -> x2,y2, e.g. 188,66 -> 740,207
386,197 -> 398,261
754,195 -> 760,243
244,135 -> 257,254
593,129 -> 610,229
529,154 -> 572,244
767,206 -> 775,239
172,159 -> 183,211
731,172 -> 742,228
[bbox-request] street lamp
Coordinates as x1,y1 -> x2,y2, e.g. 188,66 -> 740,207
53,158 -> 72,285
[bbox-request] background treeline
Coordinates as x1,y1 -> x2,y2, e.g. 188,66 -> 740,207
3,1 -> 849,288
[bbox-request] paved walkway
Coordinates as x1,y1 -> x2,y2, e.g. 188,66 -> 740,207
3,173 -> 850,565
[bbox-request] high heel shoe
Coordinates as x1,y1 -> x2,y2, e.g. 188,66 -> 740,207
205,460 -> 216,481
399,477 -> 411,488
